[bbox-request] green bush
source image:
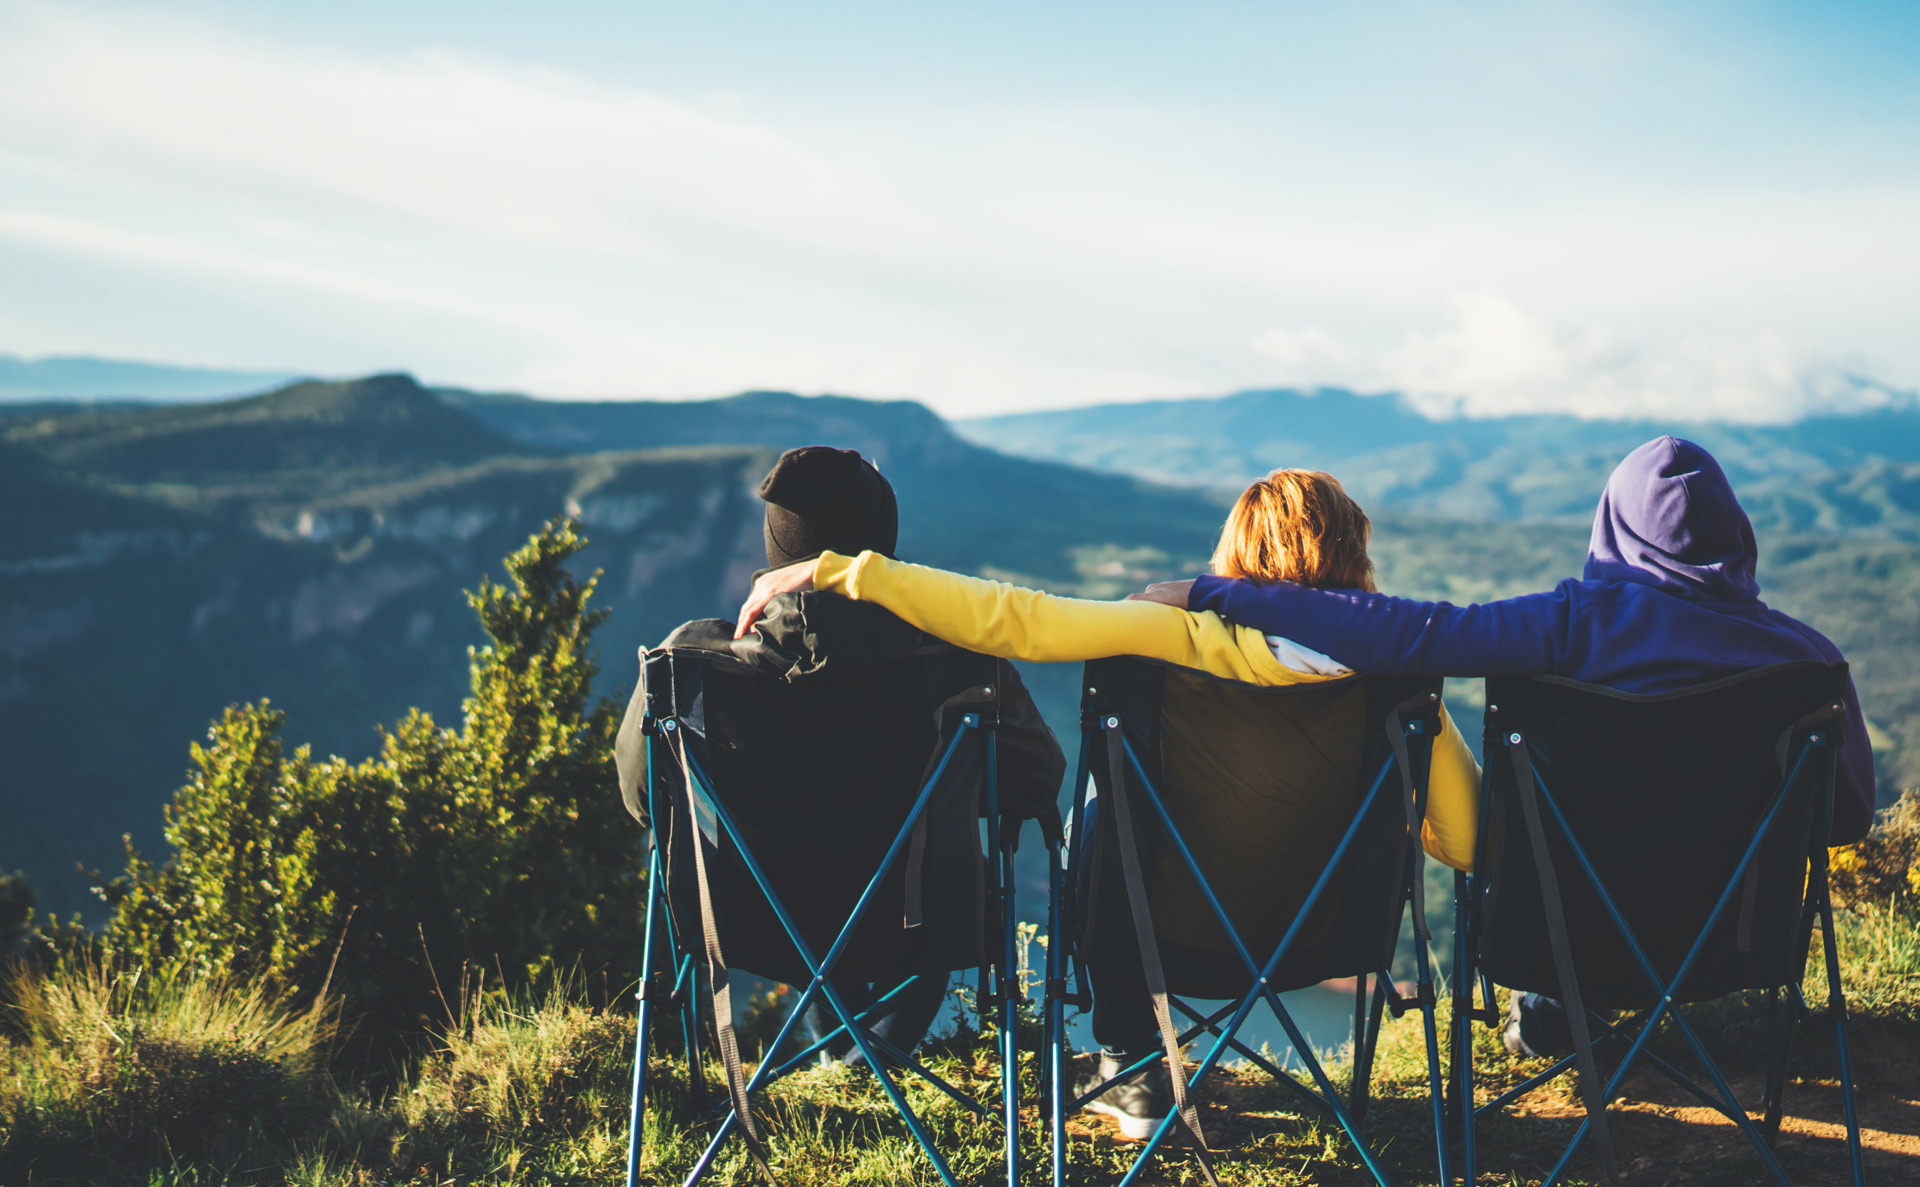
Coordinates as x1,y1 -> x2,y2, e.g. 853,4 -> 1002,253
0,957 -> 333,1178
103,519 -> 646,1049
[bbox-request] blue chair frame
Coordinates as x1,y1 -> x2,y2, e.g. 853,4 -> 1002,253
1043,667 -> 1455,1187
622,677 -> 1027,1187
1450,669 -> 1866,1187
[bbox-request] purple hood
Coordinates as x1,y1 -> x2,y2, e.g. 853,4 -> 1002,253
1189,434 -> 1881,840
1584,436 -> 1760,603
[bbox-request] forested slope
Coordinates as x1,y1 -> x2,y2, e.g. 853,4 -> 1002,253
6,376 -> 1917,921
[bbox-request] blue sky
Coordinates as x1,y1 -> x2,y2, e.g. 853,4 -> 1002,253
0,0 -> 1914,417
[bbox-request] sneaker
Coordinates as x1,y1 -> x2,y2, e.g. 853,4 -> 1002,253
1075,1054 -> 1172,1141
1503,992 -> 1574,1059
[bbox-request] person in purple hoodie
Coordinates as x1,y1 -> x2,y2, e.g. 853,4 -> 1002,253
1134,436 -> 1878,1055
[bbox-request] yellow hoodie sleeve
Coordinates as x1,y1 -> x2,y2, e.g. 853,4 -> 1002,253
816,549 -> 1480,868
815,551 -> 1329,685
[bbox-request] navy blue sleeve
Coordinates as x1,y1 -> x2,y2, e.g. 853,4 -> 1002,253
1829,672 -> 1877,845
1188,575 -> 1574,677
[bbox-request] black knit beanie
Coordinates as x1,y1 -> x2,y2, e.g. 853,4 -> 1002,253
759,446 -> 899,569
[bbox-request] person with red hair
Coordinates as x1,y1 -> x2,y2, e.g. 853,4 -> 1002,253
736,467 -> 1481,1138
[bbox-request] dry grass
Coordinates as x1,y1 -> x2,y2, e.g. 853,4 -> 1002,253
0,955 -> 335,1180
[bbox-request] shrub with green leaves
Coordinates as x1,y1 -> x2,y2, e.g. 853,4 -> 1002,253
103,519 -> 645,1048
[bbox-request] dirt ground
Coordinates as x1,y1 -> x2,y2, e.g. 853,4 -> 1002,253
1063,1017 -> 1917,1186
1497,1017 -> 1920,1187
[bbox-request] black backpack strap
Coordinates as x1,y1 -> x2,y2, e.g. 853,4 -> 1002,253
668,726 -> 778,1185
1506,731 -> 1619,1185
1103,719 -> 1220,1185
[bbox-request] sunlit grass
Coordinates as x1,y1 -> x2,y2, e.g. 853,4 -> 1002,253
0,955 -> 335,1180
5,909 -> 1915,1186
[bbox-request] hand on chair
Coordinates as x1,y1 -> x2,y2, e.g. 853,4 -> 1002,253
1126,578 -> 1196,609
735,559 -> 820,637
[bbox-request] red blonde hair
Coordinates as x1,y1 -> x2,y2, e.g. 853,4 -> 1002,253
1210,469 -> 1376,592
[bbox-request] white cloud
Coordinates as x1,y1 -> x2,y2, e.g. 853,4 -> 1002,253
0,3 -> 1915,417
1248,327 -> 1365,379
1252,292 -> 1909,423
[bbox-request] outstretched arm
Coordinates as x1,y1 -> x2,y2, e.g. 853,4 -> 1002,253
1187,575 -> 1574,677
739,551 -> 1302,682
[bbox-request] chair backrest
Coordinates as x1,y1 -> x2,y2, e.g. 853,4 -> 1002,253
1479,661 -> 1848,1009
641,637 -> 1000,986
1079,657 -> 1442,998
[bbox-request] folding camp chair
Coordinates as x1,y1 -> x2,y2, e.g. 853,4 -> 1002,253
620,637 -> 1030,1187
1041,658 -> 1454,1187
1450,661 -> 1864,1187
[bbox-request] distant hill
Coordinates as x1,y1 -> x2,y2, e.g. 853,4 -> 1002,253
6,376 -> 1918,921
1743,461 -> 1920,543
0,354 -> 302,403
11,375 -> 534,510
439,388 -> 1232,591
958,387 -> 1920,524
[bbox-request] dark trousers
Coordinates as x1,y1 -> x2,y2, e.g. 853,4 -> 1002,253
1088,955 -> 1159,1061
802,972 -> 949,1065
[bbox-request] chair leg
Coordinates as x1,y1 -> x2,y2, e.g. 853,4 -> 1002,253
658,903 -> 709,1106
1046,837 -> 1068,1187
1349,972 -> 1388,1124
1446,874 -> 1469,1123
627,851 -> 665,1187
1412,921 -> 1454,1187
1349,975 -> 1369,1120
987,728 -> 1020,1187
1000,836 -> 1021,1187
680,958 -> 708,1107
1761,986 -> 1795,1142
1451,874 -> 1476,1187
1817,896 -> 1866,1187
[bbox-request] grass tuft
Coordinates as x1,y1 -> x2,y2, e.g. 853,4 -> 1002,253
0,956 -> 334,1180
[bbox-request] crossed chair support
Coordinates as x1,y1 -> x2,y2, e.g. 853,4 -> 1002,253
1040,700 -> 1453,1187
623,665 -> 1869,1187
1447,684 -> 1866,1187
623,709 -> 1025,1187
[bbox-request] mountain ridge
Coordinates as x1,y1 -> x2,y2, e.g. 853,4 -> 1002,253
957,386 -> 1920,523
7,375 -> 1918,921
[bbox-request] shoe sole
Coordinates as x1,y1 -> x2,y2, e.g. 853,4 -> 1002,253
1084,1100 -> 1166,1142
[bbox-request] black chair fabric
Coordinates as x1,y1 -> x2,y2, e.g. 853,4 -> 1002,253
1077,657 -> 1441,999
1478,661 -> 1848,1009
642,642 -> 999,986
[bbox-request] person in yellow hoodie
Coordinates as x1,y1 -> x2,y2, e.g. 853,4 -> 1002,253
736,467 -> 1481,1139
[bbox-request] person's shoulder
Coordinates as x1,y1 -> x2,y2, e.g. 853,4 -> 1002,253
1759,607 -> 1846,662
